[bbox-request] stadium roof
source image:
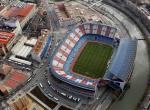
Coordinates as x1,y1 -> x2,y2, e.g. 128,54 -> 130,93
108,38 -> 137,81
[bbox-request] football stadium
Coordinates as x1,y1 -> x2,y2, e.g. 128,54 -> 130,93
50,23 -> 137,93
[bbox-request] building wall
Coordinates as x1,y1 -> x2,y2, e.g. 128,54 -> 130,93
31,34 -> 51,62
2,3 -> 38,55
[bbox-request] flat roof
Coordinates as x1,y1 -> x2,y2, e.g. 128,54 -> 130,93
3,2 -> 34,20
0,32 -> 14,44
32,29 -> 50,54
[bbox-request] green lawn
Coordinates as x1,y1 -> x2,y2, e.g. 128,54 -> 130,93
73,42 -> 113,78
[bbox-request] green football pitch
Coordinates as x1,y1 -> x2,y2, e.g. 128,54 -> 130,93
73,42 -> 113,78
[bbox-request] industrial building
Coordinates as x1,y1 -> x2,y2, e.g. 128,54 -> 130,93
9,36 -> 37,66
31,29 -> 52,62
1,1 -> 38,28
0,1 -> 38,57
0,18 -> 22,57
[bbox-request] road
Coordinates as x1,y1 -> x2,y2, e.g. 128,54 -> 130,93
71,1 -> 150,110
99,2 -> 150,110
44,0 -> 60,31
2,1 -> 149,110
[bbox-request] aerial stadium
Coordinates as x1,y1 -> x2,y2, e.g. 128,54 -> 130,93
50,22 -> 137,93
1,0 -> 150,109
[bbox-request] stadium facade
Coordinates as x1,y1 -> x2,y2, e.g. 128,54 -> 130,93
50,23 -> 137,94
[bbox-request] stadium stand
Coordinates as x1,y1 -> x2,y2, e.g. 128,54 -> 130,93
50,23 -> 117,91
50,22 -> 137,92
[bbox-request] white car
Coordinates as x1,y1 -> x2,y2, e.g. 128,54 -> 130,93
68,95 -> 72,99
77,98 -> 80,102
27,78 -> 32,82
61,92 -> 66,96
54,97 -> 59,101
48,93 -> 53,98
26,68 -> 31,71
39,83 -> 43,88
47,81 -> 51,86
73,97 -> 77,101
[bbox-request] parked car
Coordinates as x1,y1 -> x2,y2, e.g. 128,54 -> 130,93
61,92 -> 66,96
39,83 -> 43,88
54,97 -> 59,101
68,95 -> 72,99
47,81 -> 51,86
48,93 -> 53,98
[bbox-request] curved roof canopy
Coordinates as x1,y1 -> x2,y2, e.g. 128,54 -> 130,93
108,38 -> 137,81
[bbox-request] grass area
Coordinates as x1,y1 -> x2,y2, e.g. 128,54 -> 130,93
73,42 -> 113,78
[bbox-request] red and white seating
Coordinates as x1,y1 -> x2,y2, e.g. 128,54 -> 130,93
51,23 -> 117,91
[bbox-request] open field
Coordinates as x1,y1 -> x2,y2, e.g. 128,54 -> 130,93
73,42 -> 113,78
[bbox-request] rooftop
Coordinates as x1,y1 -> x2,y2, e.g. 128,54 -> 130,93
2,1 -> 34,22
0,31 -> 14,45
0,64 -> 29,94
32,29 -> 49,55
0,64 -> 12,76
